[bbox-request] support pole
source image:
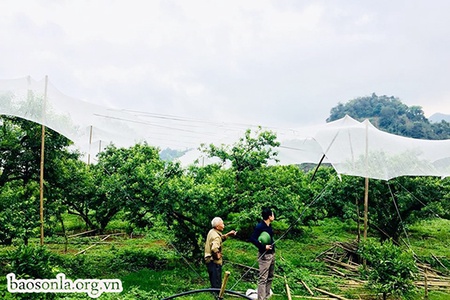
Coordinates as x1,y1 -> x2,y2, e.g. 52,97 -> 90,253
87,125 -> 93,165
40,75 -> 48,246
363,120 -> 369,268
363,177 -> 369,241
363,120 -> 369,242
219,271 -> 230,299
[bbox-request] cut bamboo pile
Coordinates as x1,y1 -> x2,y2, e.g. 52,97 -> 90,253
229,240 -> 450,299
316,240 -> 450,291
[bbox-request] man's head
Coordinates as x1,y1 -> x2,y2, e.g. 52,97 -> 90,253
211,217 -> 225,231
262,207 -> 274,221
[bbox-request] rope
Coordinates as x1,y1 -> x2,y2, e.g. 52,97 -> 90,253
387,182 -> 414,254
167,241 -> 206,283
397,181 -> 442,218
229,175 -> 337,290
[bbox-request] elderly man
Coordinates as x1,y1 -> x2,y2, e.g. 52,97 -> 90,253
204,217 -> 237,291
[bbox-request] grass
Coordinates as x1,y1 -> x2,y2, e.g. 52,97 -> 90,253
1,217 -> 450,299
407,218 -> 450,255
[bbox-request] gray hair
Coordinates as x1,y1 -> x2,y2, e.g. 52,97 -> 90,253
211,217 -> 223,228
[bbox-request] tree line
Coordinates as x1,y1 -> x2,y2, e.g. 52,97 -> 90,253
328,93 -> 450,139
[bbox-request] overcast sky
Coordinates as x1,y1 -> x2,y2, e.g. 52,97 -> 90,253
1,0 -> 450,134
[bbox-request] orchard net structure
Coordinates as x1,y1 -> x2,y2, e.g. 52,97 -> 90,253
1,75 -> 450,242
1,76 -> 450,180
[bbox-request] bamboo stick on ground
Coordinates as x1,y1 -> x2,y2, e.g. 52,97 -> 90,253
285,276 -> 292,300
75,235 -> 111,255
299,279 -> 314,296
314,287 -> 350,300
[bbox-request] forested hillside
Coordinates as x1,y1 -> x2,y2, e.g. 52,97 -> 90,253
327,93 -> 450,140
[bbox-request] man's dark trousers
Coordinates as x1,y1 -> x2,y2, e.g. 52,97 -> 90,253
207,261 -> 222,288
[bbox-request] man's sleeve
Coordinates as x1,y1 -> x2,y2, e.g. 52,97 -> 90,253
249,227 -> 266,253
211,235 -> 221,253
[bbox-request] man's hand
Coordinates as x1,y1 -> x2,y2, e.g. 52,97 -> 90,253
213,252 -> 222,260
226,230 -> 237,237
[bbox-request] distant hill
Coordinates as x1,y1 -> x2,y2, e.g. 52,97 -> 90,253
328,93 -> 450,139
429,113 -> 450,123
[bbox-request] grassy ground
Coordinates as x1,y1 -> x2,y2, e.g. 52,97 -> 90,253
1,216 -> 450,299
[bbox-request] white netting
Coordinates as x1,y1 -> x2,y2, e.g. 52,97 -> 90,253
0,77 -> 148,160
0,77 -> 250,162
1,77 -> 450,180
276,115 -> 450,180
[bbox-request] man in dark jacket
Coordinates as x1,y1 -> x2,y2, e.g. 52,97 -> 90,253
249,207 -> 275,300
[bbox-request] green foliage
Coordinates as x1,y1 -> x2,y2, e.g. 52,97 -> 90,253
0,116 -> 77,245
308,167 -> 362,222
201,126 -> 280,173
1,218 -> 450,299
50,157 -> 97,230
84,142 -> 181,233
5,245 -> 57,279
314,171 -> 449,243
0,180 -> 41,245
359,239 -> 419,299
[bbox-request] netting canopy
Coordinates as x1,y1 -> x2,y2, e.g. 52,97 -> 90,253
0,76 -> 246,162
275,115 -> 450,180
1,76 -> 450,180
0,77 -> 149,161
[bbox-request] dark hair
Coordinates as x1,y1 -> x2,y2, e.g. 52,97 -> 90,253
261,207 -> 273,220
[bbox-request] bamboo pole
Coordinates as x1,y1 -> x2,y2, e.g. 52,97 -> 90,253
87,125 -> 93,165
219,271 -> 230,299
39,76 -> 48,246
284,276 -> 292,300
363,177 -> 369,241
75,235 -> 111,255
314,287 -> 349,300
300,279 -> 314,296
356,197 -> 360,243
363,120 -> 369,241
363,121 -> 369,268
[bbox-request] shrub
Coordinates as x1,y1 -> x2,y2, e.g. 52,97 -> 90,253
6,245 -> 57,279
359,239 -> 419,300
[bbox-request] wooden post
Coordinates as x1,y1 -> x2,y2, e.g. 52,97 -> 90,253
39,76 -> 48,246
424,267 -> 429,300
219,271 -> 230,299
